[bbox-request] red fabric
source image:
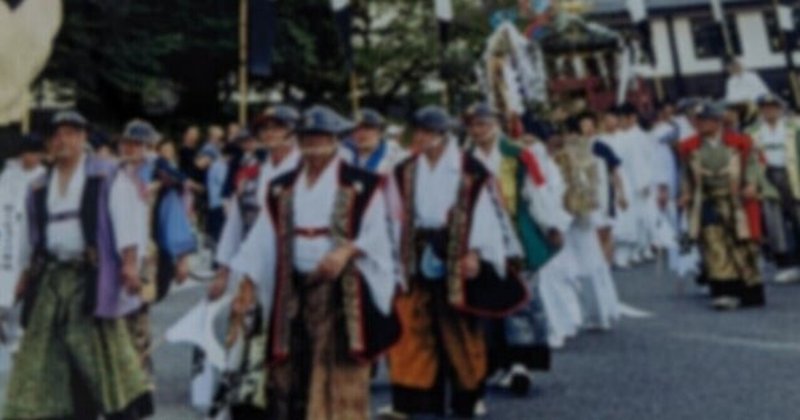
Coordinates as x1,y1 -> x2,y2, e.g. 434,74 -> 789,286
235,164 -> 260,188
518,148 -> 546,187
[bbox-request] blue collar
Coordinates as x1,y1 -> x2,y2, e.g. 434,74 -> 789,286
353,139 -> 388,172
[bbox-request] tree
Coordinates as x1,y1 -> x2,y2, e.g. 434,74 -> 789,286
42,0 -> 237,129
40,0 -> 511,128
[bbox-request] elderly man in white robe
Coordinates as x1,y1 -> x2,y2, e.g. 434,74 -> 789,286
344,108 -> 408,174
112,119 -> 169,381
385,106 -> 527,418
228,105 -> 401,420
207,105 -> 301,418
5,111 -> 152,419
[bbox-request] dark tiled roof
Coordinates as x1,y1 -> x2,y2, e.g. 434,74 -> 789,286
591,0 -> 762,16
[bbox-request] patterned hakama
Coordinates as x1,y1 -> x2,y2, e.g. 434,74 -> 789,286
3,262 -> 152,419
699,196 -> 764,305
269,276 -> 371,420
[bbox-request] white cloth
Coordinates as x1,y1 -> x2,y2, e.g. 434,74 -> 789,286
292,158 -> 340,274
344,140 -> 409,175
526,142 -> 584,346
109,166 -> 150,267
567,220 -> 621,330
756,119 -> 788,167
231,157 -> 399,316
608,127 -> 655,247
725,71 -> 770,104
45,154 -> 87,260
216,147 -> 300,267
472,140 -> 548,232
413,139 -> 513,277
0,0 -> 62,125
674,116 -> 696,142
529,142 -> 574,233
0,161 -> 44,307
537,250 -> 583,348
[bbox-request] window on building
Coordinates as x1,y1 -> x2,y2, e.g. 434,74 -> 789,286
690,14 -> 742,59
763,9 -> 800,52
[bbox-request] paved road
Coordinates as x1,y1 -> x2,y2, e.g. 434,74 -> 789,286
3,261 -> 800,419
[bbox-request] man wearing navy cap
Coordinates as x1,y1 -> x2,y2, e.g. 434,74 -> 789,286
112,119 -> 169,381
207,105 -> 302,419
345,107 -> 407,174
228,105 -> 401,419
4,111 -> 153,419
749,94 -> 800,283
678,101 -> 765,310
385,105 -> 526,418
463,102 -> 560,396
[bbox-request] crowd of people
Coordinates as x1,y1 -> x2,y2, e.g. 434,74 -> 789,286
1,75 -> 799,419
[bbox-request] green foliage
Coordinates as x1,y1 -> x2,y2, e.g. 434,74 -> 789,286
42,0 -> 501,125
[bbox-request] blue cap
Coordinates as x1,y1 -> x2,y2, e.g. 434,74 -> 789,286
354,108 -> 385,128
231,129 -> 255,143
676,97 -> 701,114
756,93 -> 785,108
122,119 -> 161,145
412,105 -> 452,133
253,104 -> 301,130
299,105 -> 352,136
464,102 -> 498,122
51,110 -> 88,129
695,101 -> 726,120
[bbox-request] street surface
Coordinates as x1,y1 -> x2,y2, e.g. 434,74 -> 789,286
3,261 -> 800,419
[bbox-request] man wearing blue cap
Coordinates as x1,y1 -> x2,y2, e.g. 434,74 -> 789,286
345,107 -> 408,174
4,111 -> 153,419
228,105 -> 401,419
207,105 -> 302,419
463,102 -> 560,396
114,119 -> 195,389
385,105 -> 527,418
749,94 -> 800,283
678,101 -> 765,310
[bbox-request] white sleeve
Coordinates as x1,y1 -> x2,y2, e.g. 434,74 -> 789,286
469,186 -> 513,278
17,198 -> 31,270
109,174 -> 141,255
751,73 -> 770,97
230,210 -> 276,318
523,176 -> 571,234
215,199 -> 243,267
353,189 -> 400,315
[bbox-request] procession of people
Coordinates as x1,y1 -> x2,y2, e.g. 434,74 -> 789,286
3,75 -> 800,418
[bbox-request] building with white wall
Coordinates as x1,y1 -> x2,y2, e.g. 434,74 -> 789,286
590,0 -> 798,100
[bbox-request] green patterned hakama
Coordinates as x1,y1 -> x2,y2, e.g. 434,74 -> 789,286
3,261 -> 151,419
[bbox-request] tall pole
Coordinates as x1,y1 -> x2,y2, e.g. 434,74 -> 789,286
774,0 -> 800,109
350,71 -> 360,114
238,0 -> 249,126
21,91 -> 30,135
710,0 -> 734,57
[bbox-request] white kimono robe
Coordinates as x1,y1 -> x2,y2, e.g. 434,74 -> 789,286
215,147 -> 300,268
0,160 -> 44,308
527,142 -> 584,347
609,126 -> 656,255
409,138 -> 517,277
231,156 -> 399,318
